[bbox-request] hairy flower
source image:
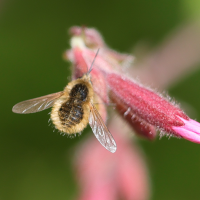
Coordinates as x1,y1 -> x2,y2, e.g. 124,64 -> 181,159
65,26 -> 200,144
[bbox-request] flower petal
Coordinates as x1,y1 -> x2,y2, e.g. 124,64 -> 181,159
172,117 -> 200,143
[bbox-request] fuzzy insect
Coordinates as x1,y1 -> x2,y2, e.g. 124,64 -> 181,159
12,50 -> 117,153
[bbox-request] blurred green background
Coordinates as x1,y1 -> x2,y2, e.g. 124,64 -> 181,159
1,0 -> 200,200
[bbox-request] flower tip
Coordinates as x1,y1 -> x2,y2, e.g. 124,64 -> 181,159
70,37 -> 85,49
172,117 -> 200,144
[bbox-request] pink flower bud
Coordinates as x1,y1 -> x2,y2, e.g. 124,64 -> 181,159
107,73 -> 200,140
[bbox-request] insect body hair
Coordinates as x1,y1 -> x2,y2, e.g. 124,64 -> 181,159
51,76 -> 94,134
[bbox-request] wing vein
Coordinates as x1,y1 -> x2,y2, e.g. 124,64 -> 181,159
89,103 -> 117,153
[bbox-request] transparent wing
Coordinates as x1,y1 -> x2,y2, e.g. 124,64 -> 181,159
89,103 -> 117,153
12,91 -> 63,114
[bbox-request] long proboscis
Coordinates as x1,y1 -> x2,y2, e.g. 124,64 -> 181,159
87,48 -> 100,74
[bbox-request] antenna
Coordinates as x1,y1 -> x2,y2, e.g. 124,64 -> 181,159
87,48 -> 100,74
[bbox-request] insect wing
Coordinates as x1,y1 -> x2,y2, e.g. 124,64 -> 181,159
12,91 -> 63,114
89,103 -> 117,153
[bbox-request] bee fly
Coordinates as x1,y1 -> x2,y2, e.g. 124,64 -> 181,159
12,49 -> 117,153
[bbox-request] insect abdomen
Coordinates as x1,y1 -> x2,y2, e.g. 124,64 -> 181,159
54,83 -> 89,133
59,99 -> 84,128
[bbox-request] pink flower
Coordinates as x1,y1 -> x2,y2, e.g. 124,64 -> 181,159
74,119 -> 150,200
107,72 -> 200,143
65,25 -> 200,200
65,26 -> 200,144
